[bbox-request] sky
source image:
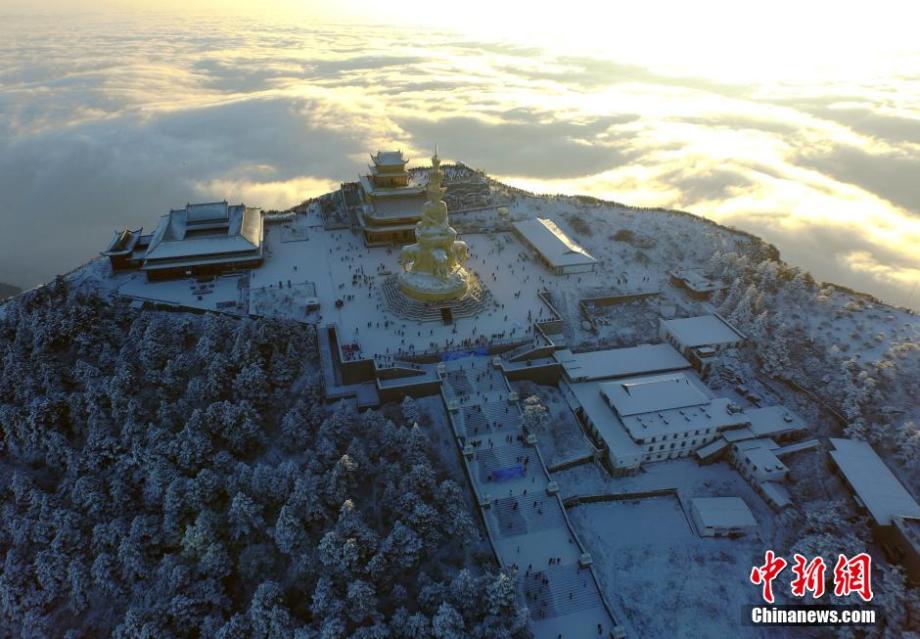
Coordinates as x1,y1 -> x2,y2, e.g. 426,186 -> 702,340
1,2 -> 919,309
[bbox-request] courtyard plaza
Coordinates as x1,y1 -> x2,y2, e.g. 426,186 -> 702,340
114,206 -> 628,368
441,356 -> 626,638
252,219 -> 608,361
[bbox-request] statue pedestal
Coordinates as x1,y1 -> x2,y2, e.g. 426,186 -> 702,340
381,274 -> 490,322
399,268 -> 470,302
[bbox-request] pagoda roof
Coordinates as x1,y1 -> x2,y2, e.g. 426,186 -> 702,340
102,227 -> 143,256
372,150 -> 407,166
143,203 -> 263,264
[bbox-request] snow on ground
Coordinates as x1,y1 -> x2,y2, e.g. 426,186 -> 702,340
256,226 -> 553,359
505,194 -> 751,293
250,281 -> 316,319
568,496 -> 775,639
95,186 -> 761,371
510,381 -> 594,466
800,287 -> 917,365
439,356 -> 626,638
45,175 -> 920,639
555,459 -> 776,539
572,296 -> 699,350
118,269 -> 248,312
555,458 -> 782,638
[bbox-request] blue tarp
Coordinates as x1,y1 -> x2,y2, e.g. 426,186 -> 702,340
442,347 -> 488,362
492,465 -> 526,481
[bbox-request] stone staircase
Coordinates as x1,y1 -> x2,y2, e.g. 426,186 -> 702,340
474,441 -> 535,482
380,274 -> 494,322
522,563 -> 605,619
492,494 -> 567,538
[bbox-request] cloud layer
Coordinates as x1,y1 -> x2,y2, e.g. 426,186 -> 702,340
0,13 -> 917,309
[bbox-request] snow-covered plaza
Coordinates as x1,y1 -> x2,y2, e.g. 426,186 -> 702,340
115,206 -> 606,362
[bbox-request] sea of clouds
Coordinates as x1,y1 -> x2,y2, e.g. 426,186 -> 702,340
1,12 -> 917,308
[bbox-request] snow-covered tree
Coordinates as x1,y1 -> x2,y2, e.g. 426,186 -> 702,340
401,395 -> 420,425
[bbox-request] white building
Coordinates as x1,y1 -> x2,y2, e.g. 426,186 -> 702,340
690,497 -> 758,537
668,267 -> 723,300
568,370 -> 748,474
512,217 -> 597,275
660,314 -> 746,375
730,439 -> 788,483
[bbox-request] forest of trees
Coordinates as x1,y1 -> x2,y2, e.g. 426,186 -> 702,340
0,279 -> 528,638
711,251 -> 919,479
712,254 -> 920,635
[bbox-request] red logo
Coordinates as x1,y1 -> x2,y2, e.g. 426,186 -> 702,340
833,553 -> 874,602
790,554 -> 826,599
750,551 -> 873,603
750,550 -> 787,604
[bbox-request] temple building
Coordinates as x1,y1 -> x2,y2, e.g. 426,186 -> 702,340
358,150 -> 426,246
365,150 -> 411,188
102,201 -> 264,281
101,227 -> 150,271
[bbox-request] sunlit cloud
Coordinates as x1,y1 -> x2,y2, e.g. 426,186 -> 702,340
0,10 -> 917,309
194,176 -> 337,209
842,251 -> 920,288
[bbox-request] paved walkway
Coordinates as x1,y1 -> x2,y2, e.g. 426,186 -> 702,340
440,357 -> 625,638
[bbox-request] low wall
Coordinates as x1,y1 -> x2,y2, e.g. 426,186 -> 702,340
502,361 -> 563,385
377,379 -> 441,402
563,488 -> 678,508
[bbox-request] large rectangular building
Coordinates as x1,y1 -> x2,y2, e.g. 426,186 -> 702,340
512,217 -> 597,275
554,343 -> 691,383
660,314 -> 746,375
829,438 -> 920,583
828,438 -> 920,527
103,201 -> 264,281
569,370 -> 748,474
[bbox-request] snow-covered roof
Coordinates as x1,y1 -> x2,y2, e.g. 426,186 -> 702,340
759,481 -> 792,509
359,174 -> 425,199
143,204 -> 262,265
691,497 -> 757,529
600,372 -> 711,417
622,397 -> 745,440
661,315 -> 746,348
735,439 -> 787,474
669,268 -> 721,293
696,438 -> 729,459
102,228 -> 142,255
569,381 -> 642,462
512,218 -> 597,269
774,439 -> 821,456
593,372 -> 747,440
372,150 -> 407,166
362,192 -> 426,222
186,201 -> 229,225
829,438 -> 920,526
743,406 -> 807,438
554,343 -> 690,382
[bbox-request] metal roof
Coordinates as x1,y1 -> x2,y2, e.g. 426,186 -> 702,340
555,343 -> 691,382
829,438 -> 920,526
661,315 -> 746,348
513,217 -> 597,269
691,497 -> 757,529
